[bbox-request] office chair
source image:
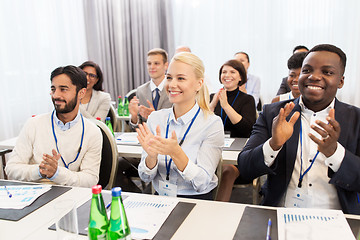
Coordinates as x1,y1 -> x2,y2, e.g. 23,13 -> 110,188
0,149 -> 12,179
125,89 -> 137,102
213,157 -> 224,200
91,119 -> 118,190
107,104 -> 121,132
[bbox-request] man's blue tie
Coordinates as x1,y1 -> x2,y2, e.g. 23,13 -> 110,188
153,88 -> 160,110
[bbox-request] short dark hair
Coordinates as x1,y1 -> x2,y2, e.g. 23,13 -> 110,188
148,48 -> 168,63
79,61 -> 104,91
234,51 -> 250,63
287,52 -> 307,70
50,65 -> 87,92
219,59 -> 247,86
293,45 -> 309,53
307,44 -> 346,74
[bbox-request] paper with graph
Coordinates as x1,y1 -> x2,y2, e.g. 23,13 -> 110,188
0,185 -> 52,209
122,194 -> 179,239
277,208 -> 355,240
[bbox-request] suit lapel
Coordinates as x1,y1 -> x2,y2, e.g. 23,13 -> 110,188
285,99 -> 301,183
334,98 -> 347,145
157,87 -> 167,109
144,83 -> 153,107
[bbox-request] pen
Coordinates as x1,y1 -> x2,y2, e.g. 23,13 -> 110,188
106,202 -> 111,209
266,218 -> 271,240
4,186 -> 12,198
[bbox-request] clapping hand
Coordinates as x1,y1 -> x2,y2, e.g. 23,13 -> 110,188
309,108 -> 340,157
269,102 -> 300,151
39,149 -> 60,178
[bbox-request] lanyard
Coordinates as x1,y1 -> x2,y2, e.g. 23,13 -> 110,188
298,119 -> 319,188
165,106 -> 200,180
220,90 -> 240,126
51,110 -> 84,169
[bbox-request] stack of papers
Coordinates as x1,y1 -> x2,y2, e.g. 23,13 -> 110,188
0,185 -> 52,209
115,132 -> 139,145
277,208 -> 355,240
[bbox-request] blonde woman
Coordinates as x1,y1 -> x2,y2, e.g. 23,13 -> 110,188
137,52 -> 224,200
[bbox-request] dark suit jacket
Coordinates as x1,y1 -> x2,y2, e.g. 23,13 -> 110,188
276,77 -> 291,95
136,81 -> 172,124
238,98 -> 360,214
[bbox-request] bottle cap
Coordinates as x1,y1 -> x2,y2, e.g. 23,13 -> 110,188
92,185 -> 102,194
105,117 -> 110,121
96,117 -> 101,121
118,96 -> 121,98
111,187 -> 122,197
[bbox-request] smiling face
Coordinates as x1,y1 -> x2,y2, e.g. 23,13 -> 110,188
51,74 -> 81,114
165,60 -> 203,109
147,54 -> 168,84
287,68 -> 301,97
220,65 -> 241,91
299,51 -> 344,112
82,66 -> 98,90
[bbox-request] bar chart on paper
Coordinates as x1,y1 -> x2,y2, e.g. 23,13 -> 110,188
277,208 -> 355,240
122,194 -> 179,239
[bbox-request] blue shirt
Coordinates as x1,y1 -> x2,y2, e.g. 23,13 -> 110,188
138,103 -> 224,196
245,73 -> 261,107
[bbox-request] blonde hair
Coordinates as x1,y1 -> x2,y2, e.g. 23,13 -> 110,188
171,52 -> 211,115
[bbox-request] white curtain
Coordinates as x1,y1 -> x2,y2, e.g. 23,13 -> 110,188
0,0 -> 88,141
171,0 -> 360,107
83,0 -> 174,100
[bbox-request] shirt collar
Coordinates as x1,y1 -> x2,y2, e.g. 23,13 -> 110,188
169,102 -> 200,125
150,77 -> 166,92
53,110 -> 81,131
299,97 -> 335,116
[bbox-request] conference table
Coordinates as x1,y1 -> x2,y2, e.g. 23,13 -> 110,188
1,179 -> 360,240
0,179 -> 253,239
116,136 -> 246,165
0,136 -> 244,165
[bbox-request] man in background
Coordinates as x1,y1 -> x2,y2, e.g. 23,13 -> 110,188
276,45 -> 309,95
129,48 -> 172,129
234,51 -> 261,108
6,66 -> 102,187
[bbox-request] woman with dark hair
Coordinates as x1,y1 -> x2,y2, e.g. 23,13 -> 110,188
210,59 -> 256,201
79,61 -> 111,122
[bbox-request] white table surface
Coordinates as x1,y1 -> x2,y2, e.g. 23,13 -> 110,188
2,181 -> 359,240
117,144 -> 239,165
0,136 -> 240,165
0,181 -> 247,240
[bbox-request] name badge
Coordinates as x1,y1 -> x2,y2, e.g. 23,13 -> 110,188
158,180 -> 177,197
285,188 -> 311,208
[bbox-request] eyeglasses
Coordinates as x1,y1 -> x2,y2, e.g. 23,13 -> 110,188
84,72 -> 98,80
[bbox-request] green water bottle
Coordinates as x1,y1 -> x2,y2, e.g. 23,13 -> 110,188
105,117 -> 114,135
88,185 -> 109,240
123,97 -> 129,116
107,187 -> 131,240
118,96 -> 124,116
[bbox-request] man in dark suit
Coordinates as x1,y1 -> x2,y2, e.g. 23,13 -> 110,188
129,48 -> 172,129
238,44 -> 360,215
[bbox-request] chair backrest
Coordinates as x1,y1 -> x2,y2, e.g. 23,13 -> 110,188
107,104 -> 120,132
213,157 -> 224,200
125,89 -> 137,102
91,119 -> 118,190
